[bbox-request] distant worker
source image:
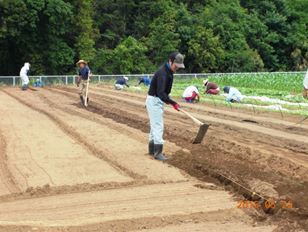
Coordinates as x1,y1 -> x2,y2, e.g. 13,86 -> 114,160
33,78 -> 43,87
76,60 -> 91,105
146,52 -> 185,161
19,62 -> 30,90
138,76 -> 151,86
203,79 -> 220,95
115,76 -> 129,90
182,85 -> 200,103
223,86 -> 243,103
303,69 -> 308,99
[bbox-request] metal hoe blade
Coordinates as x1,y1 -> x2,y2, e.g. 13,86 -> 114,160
193,123 -> 210,144
28,86 -> 38,91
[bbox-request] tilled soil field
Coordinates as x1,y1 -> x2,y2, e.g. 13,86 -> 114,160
0,86 -> 307,232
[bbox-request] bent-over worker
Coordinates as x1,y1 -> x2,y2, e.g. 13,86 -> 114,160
182,85 -> 200,103
115,76 -> 129,90
223,86 -> 243,103
203,79 -> 220,95
138,76 -> 151,86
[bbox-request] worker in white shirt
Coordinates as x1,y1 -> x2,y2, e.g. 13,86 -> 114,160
19,62 -> 30,90
182,85 -> 200,103
223,86 -> 243,103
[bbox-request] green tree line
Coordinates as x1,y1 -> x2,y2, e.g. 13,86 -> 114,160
0,0 -> 307,75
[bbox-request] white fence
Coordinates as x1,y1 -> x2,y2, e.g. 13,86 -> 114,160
0,72 -> 305,87
0,74 -> 152,86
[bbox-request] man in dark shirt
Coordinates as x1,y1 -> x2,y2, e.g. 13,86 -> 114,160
138,76 -> 151,86
76,60 -> 91,105
115,76 -> 129,90
146,52 -> 185,161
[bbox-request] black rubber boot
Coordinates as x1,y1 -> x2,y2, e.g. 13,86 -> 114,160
154,144 -> 168,161
21,85 -> 28,91
80,96 -> 84,105
148,141 -> 154,156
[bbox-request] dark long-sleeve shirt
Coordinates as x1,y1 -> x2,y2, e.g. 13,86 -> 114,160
116,78 -> 129,87
148,63 -> 176,105
138,76 -> 151,86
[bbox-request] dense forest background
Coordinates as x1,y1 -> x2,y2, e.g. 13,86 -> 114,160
0,0 -> 307,75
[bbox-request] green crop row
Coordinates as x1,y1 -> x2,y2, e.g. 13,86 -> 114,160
174,72 -> 305,93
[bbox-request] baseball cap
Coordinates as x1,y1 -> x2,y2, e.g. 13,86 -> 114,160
169,52 -> 185,69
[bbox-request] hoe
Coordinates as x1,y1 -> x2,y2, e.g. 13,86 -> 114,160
180,109 -> 210,144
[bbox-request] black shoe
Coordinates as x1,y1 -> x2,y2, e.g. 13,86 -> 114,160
154,144 -> 168,161
21,85 -> 28,91
148,141 -> 154,156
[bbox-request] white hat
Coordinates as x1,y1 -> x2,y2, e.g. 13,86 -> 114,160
124,76 -> 129,81
203,79 -> 209,86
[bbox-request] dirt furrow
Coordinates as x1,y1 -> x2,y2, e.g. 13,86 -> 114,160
0,210 -> 275,232
0,131 -> 20,195
0,90 -> 132,191
0,182 -> 265,230
1,89 -> 142,181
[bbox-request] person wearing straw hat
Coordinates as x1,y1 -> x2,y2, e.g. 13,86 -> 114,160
115,76 -> 130,90
19,62 -> 31,90
203,79 -> 220,95
76,60 -> 91,105
303,69 -> 308,99
146,52 -> 185,161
